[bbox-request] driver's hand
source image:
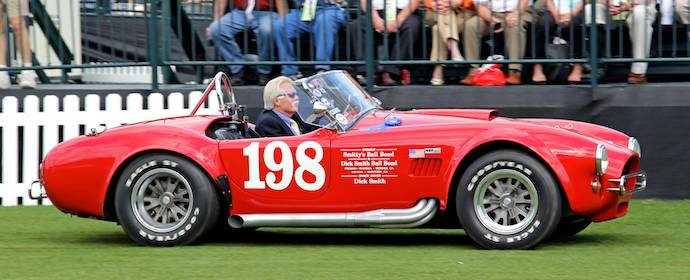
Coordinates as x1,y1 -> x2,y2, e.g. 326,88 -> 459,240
247,123 -> 256,130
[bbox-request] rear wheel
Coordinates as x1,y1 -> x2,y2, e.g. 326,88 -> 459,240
457,150 -> 562,249
114,154 -> 219,246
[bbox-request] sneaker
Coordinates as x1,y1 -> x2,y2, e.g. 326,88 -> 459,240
0,71 -> 10,89
18,71 -> 37,89
627,73 -> 647,84
355,74 -> 367,86
286,72 -> 303,81
257,73 -> 271,86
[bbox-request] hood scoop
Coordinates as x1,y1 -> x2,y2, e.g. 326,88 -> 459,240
407,109 -> 499,121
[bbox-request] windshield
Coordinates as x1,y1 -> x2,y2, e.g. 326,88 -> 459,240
299,71 -> 379,131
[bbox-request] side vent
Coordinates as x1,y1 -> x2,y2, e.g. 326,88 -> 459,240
410,158 -> 443,177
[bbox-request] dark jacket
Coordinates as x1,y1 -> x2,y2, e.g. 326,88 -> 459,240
255,110 -> 320,137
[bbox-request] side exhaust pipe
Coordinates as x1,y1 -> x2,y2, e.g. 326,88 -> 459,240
228,199 -> 437,229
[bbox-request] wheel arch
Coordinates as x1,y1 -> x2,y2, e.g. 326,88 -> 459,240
445,140 -> 572,225
102,149 -> 229,221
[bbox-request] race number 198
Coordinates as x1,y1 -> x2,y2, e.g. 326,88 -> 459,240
243,141 -> 325,191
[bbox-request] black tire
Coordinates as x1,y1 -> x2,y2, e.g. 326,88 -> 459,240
456,150 -> 562,249
553,216 -> 592,237
114,154 -> 219,246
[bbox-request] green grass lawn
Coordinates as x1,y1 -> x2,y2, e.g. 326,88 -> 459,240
1,200 -> 689,279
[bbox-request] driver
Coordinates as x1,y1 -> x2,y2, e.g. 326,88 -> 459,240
255,76 -> 320,137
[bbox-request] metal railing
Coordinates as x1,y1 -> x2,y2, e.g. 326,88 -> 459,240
1,0 -> 689,89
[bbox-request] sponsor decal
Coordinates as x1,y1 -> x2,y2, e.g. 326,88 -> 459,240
138,207 -> 200,242
408,147 -> 441,158
467,161 -> 532,191
243,141 -> 326,191
340,148 -> 398,185
125,160 -> 158,188
335,113 -> 348,125
483,220 -> 541,243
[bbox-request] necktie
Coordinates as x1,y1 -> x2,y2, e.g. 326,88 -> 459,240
289,119 -> 302,135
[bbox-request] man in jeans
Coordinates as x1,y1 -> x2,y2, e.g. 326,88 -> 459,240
272,0 -> 347,79
461,0 -> 532,85
209,0 -> 285,85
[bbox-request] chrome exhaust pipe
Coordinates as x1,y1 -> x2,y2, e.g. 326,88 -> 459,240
228,199 -> 437,229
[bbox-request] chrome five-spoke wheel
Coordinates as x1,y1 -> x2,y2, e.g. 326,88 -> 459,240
474,170 -> 538,235
131,168 -> 194,233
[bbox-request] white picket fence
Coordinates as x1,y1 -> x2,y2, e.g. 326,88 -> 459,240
0,91 -> 222,206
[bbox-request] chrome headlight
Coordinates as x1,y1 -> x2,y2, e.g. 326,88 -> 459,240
595,144 -> 608,176
628,137 -> 641,158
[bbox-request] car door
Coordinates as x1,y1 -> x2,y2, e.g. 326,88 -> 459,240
329,119 -> 455,211
218,128 -> 334,214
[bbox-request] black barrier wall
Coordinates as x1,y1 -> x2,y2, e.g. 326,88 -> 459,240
1,84 -> 685,199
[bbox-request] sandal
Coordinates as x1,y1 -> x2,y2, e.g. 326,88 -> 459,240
430,78 -> 444,86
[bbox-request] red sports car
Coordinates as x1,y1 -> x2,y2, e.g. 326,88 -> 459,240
31,71 -> 645,249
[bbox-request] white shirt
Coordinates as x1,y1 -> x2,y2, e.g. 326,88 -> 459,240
553,0 -> 581,13
474,0 -> 520,12
372,0 -> 411,10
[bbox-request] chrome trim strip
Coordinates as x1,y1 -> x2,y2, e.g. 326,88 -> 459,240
606,171 -> 647,195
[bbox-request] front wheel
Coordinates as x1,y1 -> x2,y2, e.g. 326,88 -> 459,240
114,154 -> 219,246
457,150 -> 562,249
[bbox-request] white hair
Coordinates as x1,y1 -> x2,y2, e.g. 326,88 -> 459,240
263,76 -> 293,110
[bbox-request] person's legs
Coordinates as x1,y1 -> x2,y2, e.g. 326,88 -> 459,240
565,14 -> 584,82
533,12 -> 555,82
348,16 -> 367,74
463,15 -> 490,72
253,11 -> 277,75
504,12 -> 531,73
0,4 -> 8,89
383,13 -> 420,77
626,4 -> 657,77
273,10 -> 309,76
430,23 -> 445,84
8,0 -> 34,88
215,11 -> 250,75
312,6 -> 347,71
676,0 -> 690,38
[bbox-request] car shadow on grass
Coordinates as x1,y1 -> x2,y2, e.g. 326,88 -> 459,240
204,228 -> 478,247
73,228 -> 637,248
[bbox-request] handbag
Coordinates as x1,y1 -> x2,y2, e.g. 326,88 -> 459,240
473,55 -> 507,86
544,27 -> 572,82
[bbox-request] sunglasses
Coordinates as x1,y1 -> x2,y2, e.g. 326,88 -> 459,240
277,92 -> 297,98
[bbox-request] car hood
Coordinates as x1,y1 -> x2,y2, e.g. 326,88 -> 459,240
355,109 -> 630,148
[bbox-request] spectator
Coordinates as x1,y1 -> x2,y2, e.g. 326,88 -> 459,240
272,0 -> 347,80
0,0 -> 37,89
532,0 -> 584,83
586,0 -> 656,84
461,0 -> 532,85
209,0 -> 286,86
349,0 -> 421,86
676,0 -> 690,38
425,0 -> 474,85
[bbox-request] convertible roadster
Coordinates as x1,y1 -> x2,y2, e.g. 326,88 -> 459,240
31,71 -> 645,249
